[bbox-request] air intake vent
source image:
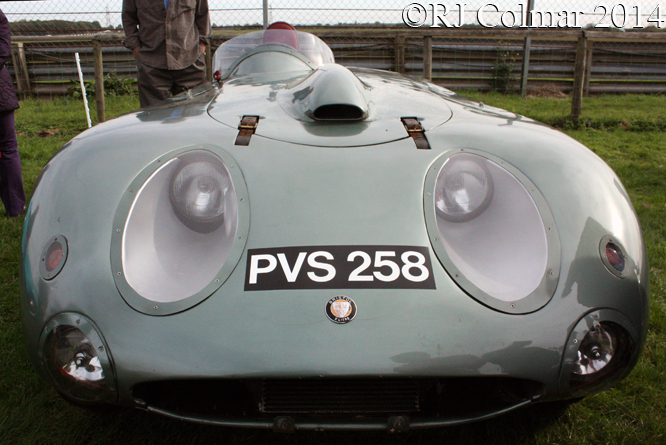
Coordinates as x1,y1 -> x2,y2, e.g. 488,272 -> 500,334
260,378 -> 420,413
313,104 -> 365,121
304,64 -> 370,122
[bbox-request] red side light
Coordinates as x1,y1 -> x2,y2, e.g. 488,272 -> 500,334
605,242 -> 625,272
45,242 -> 63,272
40,235 -> 68,280
599,236 -> 630,279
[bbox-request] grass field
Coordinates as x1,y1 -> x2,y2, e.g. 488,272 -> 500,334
1,93 -> 664,445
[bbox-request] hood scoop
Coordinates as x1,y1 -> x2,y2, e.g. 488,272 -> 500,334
280,64 -> 370,122
207,65 -> 452,147
306,65 -> 370,121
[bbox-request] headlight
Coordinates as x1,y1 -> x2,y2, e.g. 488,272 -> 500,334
561,312 -> 636,398
425,150 -> 560,313
111,147 -> 249,315
435,154 -> 494,223
41,313 -> 116,403
169,152 -> 229,233
573,324 -> 616,376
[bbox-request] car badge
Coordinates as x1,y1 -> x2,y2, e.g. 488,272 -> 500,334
325,296 -> 357,324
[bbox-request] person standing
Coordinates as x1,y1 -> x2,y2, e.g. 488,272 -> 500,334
0,8 -> 25,217
122,0 -> 211,107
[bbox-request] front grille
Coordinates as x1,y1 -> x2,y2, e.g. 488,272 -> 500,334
133,377 -> 544,419
261,379 -> 420,413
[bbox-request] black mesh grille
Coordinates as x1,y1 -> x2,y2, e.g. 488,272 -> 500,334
261,379 -> 420,413
132,377 -> 545,419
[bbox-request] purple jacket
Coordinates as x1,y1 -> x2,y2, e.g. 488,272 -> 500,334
0,9 -> 19,113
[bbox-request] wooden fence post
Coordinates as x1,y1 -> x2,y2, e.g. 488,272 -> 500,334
571,35 -> 588,119
584,41 -> 594,97
10,48 -> 24,98
12,42 -> 32,98
394,36 -> 405,74
93,39 -> 105,124
521,0 -> 535,98
520,36 -> 531,97
423,35 -> 432,81
17,43 -> 31,95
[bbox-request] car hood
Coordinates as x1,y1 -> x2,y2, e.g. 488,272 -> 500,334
207,65 -> 454,147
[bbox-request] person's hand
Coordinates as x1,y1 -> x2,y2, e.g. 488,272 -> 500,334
200,42 -> 206,54
132,47 -> 139,59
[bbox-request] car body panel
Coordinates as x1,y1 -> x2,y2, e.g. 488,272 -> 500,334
21,29 -> 648,430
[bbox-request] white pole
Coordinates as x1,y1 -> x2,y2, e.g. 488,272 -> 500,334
75,52 -> 92,128
263,0 -> 268,29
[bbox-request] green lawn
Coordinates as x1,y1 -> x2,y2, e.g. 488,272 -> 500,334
461,91 -> 666,131
1,93 -> 665,445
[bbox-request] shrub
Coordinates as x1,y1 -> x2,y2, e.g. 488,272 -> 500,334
491,45 -> 517,94
68,72 -> 136,99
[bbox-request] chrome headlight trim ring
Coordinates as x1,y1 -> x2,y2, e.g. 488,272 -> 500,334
110,145 -> 249,316
424,148 -> 561,314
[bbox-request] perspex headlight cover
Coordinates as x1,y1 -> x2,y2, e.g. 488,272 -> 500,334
111,146 -> 249,315
425,150 -> 560,314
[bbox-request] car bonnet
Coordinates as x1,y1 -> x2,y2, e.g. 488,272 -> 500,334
207,65 -> 453,148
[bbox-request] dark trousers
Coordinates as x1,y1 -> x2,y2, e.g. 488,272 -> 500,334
0,110 -> 25,216
136,58 -> 207,108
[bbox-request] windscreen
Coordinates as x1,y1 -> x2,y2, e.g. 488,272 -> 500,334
213,30 -> 335,78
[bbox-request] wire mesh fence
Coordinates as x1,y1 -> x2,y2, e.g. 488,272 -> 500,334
3,1 -> 665,101
3,1 -> 666,33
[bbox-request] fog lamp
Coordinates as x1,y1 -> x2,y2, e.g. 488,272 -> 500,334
42,315 -> 115,403
573,324 -> 615,376
570,322 -> 633,392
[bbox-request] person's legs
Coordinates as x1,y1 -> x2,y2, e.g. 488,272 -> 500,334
137,61 -> 173,107
169,57 -> 207,97
0,110 -> 25,216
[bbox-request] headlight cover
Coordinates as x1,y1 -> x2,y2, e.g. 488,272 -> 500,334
111,146 -> 249,315
424,150 -> 560,314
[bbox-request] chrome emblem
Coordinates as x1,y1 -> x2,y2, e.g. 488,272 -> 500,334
325,296 -> 357,324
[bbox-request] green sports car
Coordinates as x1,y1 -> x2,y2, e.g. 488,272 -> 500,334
20,25 -> 649,432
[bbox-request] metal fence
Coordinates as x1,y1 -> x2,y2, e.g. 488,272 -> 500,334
4,1 -> 666,117
11,29 -> 664,97
4,1 -> 666,33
